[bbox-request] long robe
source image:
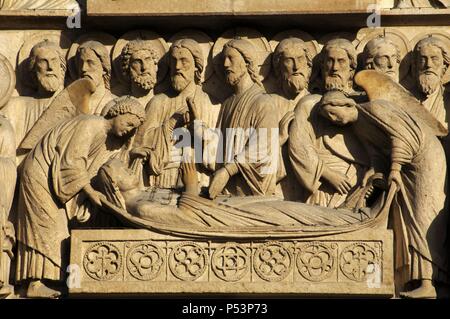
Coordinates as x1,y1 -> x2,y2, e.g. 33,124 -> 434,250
212,83 -> 279,196
288,94 -> 371,207
355,100 -> 449,283
419,85 -> 450,130
1,96 -> 56,164
0,115 -> 16,288
270,90 -> 309,200
16,115 -> 120,281
136,82 -> 219,190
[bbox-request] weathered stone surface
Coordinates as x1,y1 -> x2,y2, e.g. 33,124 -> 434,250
0,1 -> 449,300
69,228 -> 394,296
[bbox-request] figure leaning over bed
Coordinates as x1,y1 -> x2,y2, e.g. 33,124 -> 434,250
317,81 -> 449,298
15,96 -> 146,298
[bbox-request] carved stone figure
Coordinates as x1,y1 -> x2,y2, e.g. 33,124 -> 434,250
321,71 -> 449,298
74,40 -> 116,115
272,37 -> 313,113
0,115 -> 16,298
287,39 -> 368,206
192,39 -> 279,199
319,38 -> 358,94
271,37 -> 314,199
288,92 -> 370,207
15,97 -> 145,298
120,39 -> 160,107
362,37 -> 401,82
133,38 -> 218,194
1,40 -> 66,162
412,36 -> 450,129
97,158 -> 383,229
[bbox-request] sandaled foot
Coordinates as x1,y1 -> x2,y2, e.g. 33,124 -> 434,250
26,281 -> 61,299
400,281 -> 437,299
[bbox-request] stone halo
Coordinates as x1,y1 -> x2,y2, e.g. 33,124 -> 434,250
356,28 -> 412,82
212,27 -> 272,81
0,53 -> 15,109
112,29 -> 169,86
66,31 -> 117,81
410,31 -> 450,85
168,29 -> 214,83
269,29 -> 320,62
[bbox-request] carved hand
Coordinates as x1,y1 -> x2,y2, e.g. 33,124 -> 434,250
186,97 -> 201,122
130,146 -> 152,160
84,184 -> 106,207
362,167 -> 375,187
322,167 -> 352,195
208,168 -> 230,199
388,169 -> 402,188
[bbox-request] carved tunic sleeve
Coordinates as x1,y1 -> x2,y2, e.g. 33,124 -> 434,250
52,118 -> 107,204
359,101 -> 424,167
288,97 -> 324,194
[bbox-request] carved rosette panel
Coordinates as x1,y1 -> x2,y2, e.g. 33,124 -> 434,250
126,243 -> 165,281
339,243 -> 380,282
253,242 -> 293,282
212,243 -> 249,282
297,242 -> 336,282
83,242 -> 122,281
169,242 -> 207,281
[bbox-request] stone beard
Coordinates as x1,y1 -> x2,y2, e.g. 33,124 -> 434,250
321,42 -> 356,93
282,69 -> 308,96
324,70 -> 352,91
36,72 -> 61,93
171,71 -> 191,92
131,65 -> 156,91
225,67 -> 245,86
418,69 -> 442,95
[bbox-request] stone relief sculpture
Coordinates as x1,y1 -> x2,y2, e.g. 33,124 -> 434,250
287,38 -> 370,207
15,97 -> 145,298
362,37 -> 401,82
96,158 -> 387,231
132,38 -> 218,197
113,30 -> 169,107
412,36 -> 450,129
0,16 -> 449,299
320,38 -> 358,94
0,114 -> 16,297
119,39 -> 160,106
269,35 -> 316,200
1,38 -> 67,163
325,70 -> 449,299
199,39 -> 279,199
67,34 -> 117,116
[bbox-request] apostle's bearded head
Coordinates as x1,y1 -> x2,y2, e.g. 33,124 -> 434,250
320,38 -> 357,93
121,40 -> 159,92
28,40 -> 66,95
169,39 -> 204,93
222,39 -> 262,88
363,37 -> 401,82
414,36 -> 450,96
273,37 -> 312,99
76,41 -> 111,90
